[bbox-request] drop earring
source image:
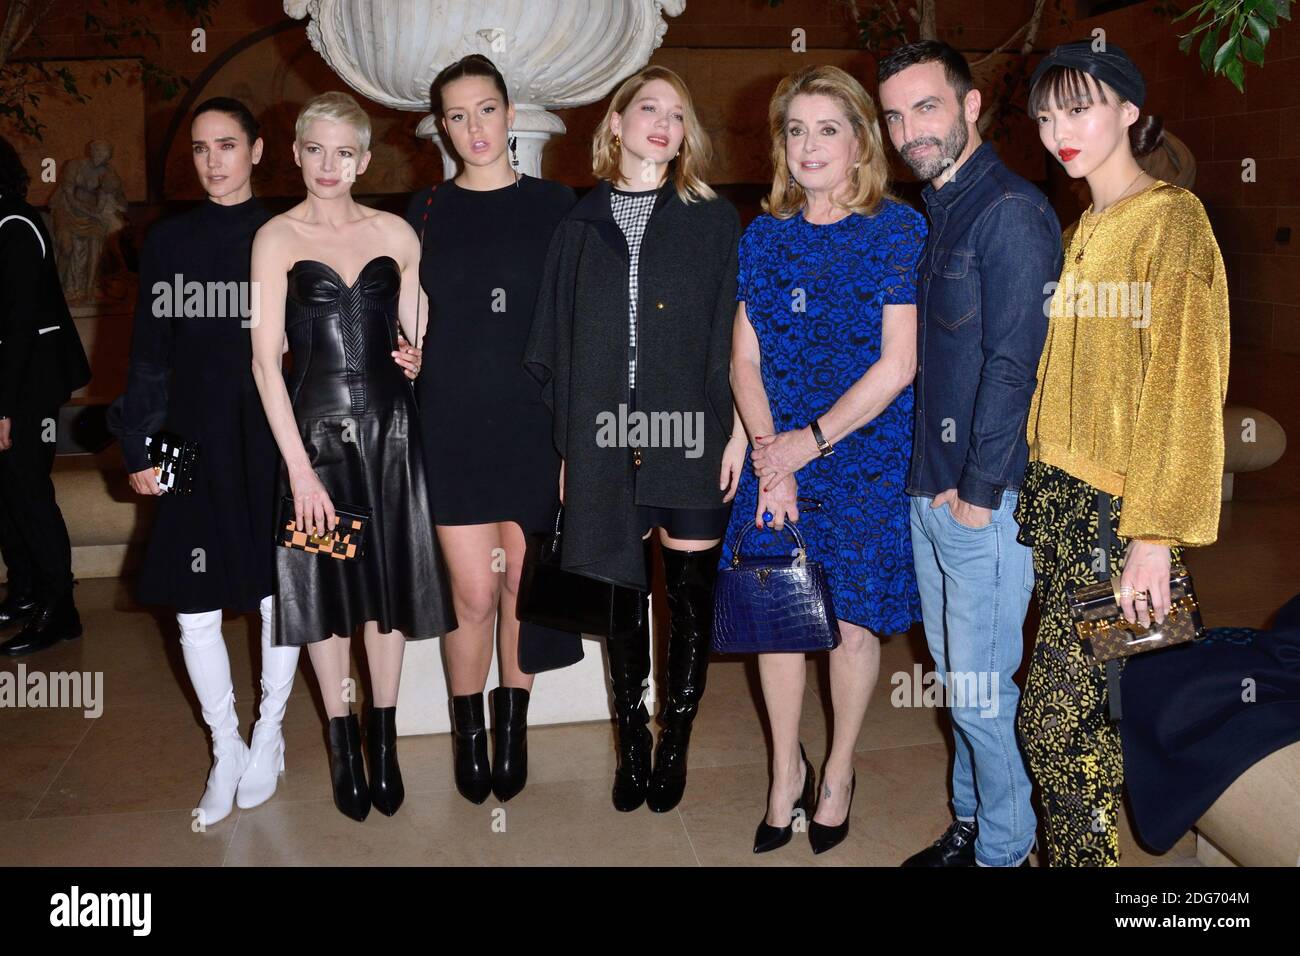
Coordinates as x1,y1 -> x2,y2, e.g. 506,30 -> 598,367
509,130 -> 519,170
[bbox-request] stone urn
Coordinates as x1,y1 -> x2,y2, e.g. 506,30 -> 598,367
286,0 -> 687,178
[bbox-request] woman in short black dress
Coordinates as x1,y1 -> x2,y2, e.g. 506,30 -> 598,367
405,55 -> 576,805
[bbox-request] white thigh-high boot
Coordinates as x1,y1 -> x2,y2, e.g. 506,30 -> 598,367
237,595 -> 300,809
178,609 -> 249,826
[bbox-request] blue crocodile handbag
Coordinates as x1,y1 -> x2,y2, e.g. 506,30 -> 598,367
713,519 -> 840,654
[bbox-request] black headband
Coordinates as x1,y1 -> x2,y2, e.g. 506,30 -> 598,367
1029,40 -> 1146,108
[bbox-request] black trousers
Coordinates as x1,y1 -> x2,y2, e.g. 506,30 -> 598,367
0,407 -> 74,604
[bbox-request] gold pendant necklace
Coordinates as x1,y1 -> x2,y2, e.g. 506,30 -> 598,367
1073,171 -> 1146,264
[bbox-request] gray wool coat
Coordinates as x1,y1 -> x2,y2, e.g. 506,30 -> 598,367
524,178 -> 740,590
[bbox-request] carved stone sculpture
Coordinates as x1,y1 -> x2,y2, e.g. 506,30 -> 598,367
286,0 -> 686,178
49,140 -> 127,305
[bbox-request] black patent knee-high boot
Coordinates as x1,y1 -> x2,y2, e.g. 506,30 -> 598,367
491,687 -> 530,802
450,693 -> 493,804
647,541 -> 723,812
366,704 -> 404,816
607,540 -> 653,812
327,713 -> 371,822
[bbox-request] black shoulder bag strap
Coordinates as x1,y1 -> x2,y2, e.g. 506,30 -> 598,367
1096,490 -> 1123,722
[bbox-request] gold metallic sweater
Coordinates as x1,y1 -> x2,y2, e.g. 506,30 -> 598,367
1026,182 -> 1230,547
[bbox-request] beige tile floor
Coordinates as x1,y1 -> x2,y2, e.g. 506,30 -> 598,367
0,497 -> 1293,867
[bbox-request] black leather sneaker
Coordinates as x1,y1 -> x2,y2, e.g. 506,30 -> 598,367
901,819 -> 978,867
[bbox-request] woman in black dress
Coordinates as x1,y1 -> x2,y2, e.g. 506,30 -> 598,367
525,66 -> 745,813
250,92 -> 455,822
405,55 -> 576,804
108,99 -> 302,826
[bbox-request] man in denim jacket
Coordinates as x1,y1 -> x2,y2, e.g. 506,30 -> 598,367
878,41 -> 1061,867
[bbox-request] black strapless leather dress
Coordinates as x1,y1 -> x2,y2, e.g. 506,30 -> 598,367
273,255 -> 456,645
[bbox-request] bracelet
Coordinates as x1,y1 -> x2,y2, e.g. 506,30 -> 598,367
809,418 -> 834,457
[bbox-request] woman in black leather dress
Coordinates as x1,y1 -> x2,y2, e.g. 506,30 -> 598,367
250,91 -> 456,822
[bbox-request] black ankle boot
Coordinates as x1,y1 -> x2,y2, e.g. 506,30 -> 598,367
606,585 -> 652,812
450,693 -> 492,804
646,541 -> 722,812
327,713 -> 370,822
491,687 -> 530,802
366,704 -> 404,816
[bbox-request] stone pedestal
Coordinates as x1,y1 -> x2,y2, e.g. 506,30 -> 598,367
395,618 -> 660,735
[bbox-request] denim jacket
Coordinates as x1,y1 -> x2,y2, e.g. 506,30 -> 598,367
907,141 -> 1062,509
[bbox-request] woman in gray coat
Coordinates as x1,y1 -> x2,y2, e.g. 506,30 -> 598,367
525,65 -> 743,814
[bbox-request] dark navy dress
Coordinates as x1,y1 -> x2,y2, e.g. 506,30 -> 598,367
718,200 -> 926,635
108,197 -> 277,614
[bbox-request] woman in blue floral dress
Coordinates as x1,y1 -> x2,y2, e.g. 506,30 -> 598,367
724,65 -> 924,856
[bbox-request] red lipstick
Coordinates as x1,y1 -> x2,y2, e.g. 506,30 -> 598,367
1058,147 -> 1079,162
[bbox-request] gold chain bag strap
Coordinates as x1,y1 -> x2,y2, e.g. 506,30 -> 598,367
1066,490 -> 1206,719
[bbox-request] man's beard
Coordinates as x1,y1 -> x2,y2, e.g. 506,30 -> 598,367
900,115 -> 969,181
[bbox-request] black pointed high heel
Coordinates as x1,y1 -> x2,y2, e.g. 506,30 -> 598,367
809,770 -> 856,855
450,694 -> 493,804
491,686 -> 530,802
327,713 -> 370,822
753,743 -> 815,853
366,704 -> 404,816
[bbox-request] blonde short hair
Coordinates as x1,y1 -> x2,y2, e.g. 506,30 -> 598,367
592,65 -> 715,204
294,91 -> 371,153
763,65 -> 891,219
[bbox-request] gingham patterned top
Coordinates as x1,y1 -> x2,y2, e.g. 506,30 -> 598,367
610,186 -> 658,388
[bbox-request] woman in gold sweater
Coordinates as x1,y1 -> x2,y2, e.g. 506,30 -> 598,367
1017,42 -> 1229,866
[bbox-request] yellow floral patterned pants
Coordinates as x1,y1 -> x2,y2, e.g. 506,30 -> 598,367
1013,462 -> 1181,867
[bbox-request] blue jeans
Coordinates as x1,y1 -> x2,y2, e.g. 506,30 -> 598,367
908,492 -> 1036,866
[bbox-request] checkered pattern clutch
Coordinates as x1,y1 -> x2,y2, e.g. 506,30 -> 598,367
144,431 -> 199,495
277,495 -> 370,561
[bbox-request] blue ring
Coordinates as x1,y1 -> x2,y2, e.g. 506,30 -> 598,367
762,510 -> 774,524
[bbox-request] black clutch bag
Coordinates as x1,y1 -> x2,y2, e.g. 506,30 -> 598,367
277,495 -> 370,561
516,506 -> 645,638
713,519 -> 840,654
145,431 -> 199,495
